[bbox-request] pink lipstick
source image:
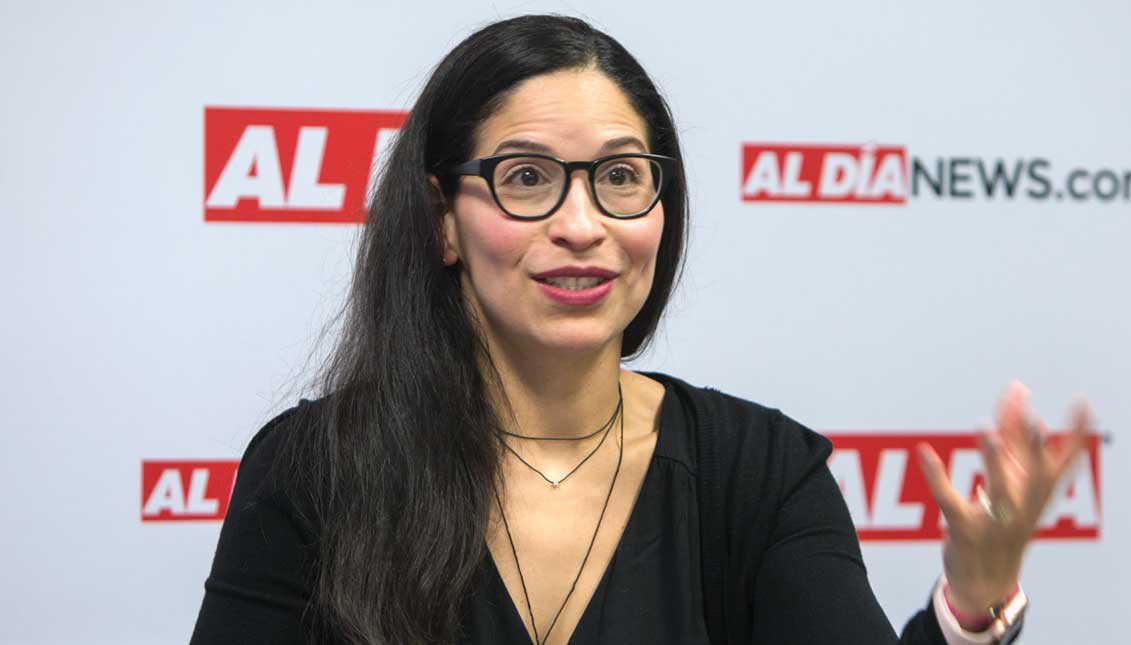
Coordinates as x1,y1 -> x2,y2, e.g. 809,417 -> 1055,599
531,266 -> 618,307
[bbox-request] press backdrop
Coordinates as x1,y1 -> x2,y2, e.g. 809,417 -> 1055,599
2,1 -> 1127,643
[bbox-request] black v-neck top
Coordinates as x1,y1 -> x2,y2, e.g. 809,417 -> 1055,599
191,373 -> 947,644
461,381 -> 709,644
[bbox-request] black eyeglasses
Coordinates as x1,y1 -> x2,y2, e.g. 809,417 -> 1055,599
439,152 -> 678,220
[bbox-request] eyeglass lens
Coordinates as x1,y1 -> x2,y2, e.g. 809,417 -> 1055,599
492,156 -> 662,218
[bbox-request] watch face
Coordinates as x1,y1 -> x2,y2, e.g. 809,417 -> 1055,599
996,604 -> 1027,644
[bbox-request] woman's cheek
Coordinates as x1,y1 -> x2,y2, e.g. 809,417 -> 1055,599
462,218 -> 536,303
482,222 -> 533,272
634,212 -> 664,284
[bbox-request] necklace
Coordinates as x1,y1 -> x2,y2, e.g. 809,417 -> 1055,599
499,384 -> 622,488
493,399 -> 624,645
499,387 -> 622,441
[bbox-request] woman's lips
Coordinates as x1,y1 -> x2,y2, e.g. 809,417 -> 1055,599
533,277 -> 615,306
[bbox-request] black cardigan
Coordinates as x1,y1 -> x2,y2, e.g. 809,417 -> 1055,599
643,371 -> 946,644
191,372 -> 955,643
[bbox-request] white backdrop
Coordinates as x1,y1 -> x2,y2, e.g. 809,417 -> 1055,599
2,1 -> 1127,643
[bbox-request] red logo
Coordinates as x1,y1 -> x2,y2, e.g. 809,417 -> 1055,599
741,143 -> 908,204
827,433 -> 1102,540
141,460 -> 239,521
204,107 -> 407,223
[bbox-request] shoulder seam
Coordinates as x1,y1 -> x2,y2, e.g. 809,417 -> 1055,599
245,400 -> 308,457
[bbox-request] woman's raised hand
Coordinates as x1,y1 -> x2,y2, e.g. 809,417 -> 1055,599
915,381 -> 1093,623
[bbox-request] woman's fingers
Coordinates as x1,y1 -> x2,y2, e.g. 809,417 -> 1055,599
997,382 -> 1030,454
917,388 -> 1094,536
1051,400 -> 1093,481
1016,418 -> 1053,512
994,382 -> 1039,478
916,442 -> 969,525
1023,416 -> 1050,474
978,429 -> 1015,513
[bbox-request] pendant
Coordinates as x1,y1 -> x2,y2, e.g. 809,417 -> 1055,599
551,480 -> 560,488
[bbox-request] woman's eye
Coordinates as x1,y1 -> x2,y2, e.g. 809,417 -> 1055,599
601,164 -> 640,186
503,166 -> 545,187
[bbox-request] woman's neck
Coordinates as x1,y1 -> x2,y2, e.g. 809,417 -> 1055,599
484,337 -> 625,440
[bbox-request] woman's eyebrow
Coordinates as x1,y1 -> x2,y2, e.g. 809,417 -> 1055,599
597,136 -> 647,154
491,135 -> 648,156
492,139 -> 556,155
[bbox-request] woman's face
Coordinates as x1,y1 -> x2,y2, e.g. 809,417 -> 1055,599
440,67 -> 664,358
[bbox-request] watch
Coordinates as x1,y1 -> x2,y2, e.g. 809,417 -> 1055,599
987,585 -> 1028,644
935,576 -> 1029,644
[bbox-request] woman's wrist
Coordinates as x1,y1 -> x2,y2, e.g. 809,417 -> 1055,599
943,582 -> 995,631
934,575 -> 1029,644
942,578 -> 1022,632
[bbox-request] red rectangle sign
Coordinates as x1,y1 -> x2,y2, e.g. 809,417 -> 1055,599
141,460 -> 240,522
204,107 -> 407,224
741,143 -> 908,204
826,432 -> 1101,540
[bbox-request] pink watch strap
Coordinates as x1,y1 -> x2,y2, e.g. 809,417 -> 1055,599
932,575 -> 1025,645
941,580 -> 1020,631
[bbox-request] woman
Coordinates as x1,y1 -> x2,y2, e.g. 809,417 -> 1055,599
190,14 -> 1091,645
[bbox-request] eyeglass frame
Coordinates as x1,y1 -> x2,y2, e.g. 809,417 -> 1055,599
437,152 -> 678,221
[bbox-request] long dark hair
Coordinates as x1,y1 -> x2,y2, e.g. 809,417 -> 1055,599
276,14 -> 689,644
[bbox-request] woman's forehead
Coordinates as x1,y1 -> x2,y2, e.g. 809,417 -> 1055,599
473,68 -> 650,158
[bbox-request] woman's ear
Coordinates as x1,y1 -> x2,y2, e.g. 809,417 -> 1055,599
428,175 -> 459,266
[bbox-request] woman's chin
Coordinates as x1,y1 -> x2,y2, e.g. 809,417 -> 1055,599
528,326 -> 622,356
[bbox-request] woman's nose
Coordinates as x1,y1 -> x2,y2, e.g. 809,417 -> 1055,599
547,173 -> 606,251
